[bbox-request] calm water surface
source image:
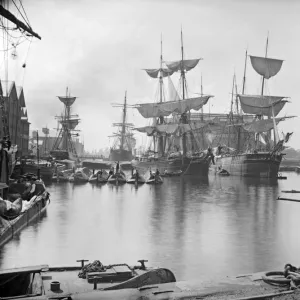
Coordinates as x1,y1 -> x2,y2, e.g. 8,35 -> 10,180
1,171 -> 300,281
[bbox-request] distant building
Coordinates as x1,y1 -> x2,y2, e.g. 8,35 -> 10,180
0,81 -> 30,156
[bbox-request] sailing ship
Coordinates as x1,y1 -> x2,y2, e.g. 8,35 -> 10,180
132,32 -> 214,175
109,91 -> 135,162
214,38 -> 293,178
50,88 -> 80,161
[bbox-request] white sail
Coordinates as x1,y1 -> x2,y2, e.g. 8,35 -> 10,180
238,95 -> 288,117
136,95 -> 212,119
271,105 -> 280,144
167,75 -> 180,101
249,56 -> 283,79
144,68 -> 174,78
242,118 -> 284,133
165,59 -> 201,72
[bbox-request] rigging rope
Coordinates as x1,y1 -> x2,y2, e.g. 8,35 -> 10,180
12,0 -> 31,28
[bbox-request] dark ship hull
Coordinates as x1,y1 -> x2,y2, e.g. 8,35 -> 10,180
132,156 -> 211,176
214,152 -> 283,178
50,150 -> 77,161
109,149 -> 133,162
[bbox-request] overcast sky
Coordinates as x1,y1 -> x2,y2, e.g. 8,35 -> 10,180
2,0 -> 300,151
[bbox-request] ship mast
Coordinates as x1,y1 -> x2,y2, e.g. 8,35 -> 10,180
200,74 -> 203,120
235,50 -> 248,152
242,49 -> 248,96
157,35 -> 165,156
120,91 -> 127,150
228,73 -> 236,148
181,29 -> 185,100
110,92 -> 135,154
180,28 -> 188,158
159,36 -> 163,104
51,87 -> 80,159
256,36 -> 269,149
261,36 -> 269,96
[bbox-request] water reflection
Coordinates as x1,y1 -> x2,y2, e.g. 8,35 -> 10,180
1,173 -> 300,282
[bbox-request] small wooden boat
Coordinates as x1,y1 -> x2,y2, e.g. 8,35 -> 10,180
161,170 -> 182,177
0,259 -> 176,299
52,169 -> 73,182
127,173 -> 145,184
217,169 -> 230,176
107,172 -> 127,184
146,174 -> 163,184
70,167 -> 91,183
89,170 -> 109,183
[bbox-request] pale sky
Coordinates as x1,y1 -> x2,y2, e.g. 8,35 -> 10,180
2,0 -> 300,151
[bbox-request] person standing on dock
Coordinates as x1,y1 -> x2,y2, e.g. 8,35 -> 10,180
116,161 -> 120,173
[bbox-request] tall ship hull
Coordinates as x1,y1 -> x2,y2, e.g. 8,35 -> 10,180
214,153 -> 282,178
132,156 -> 211,176
109,149 -> 133,162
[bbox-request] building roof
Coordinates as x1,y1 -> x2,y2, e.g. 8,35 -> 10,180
1,80 -> 15,97
1,81 -> 27,107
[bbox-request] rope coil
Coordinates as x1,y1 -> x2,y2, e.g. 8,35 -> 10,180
262,264 -> 300,290
78,260 -> 105,279
78,261 -> 134,279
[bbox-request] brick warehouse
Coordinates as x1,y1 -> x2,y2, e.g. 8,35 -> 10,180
0,81 -> 30,156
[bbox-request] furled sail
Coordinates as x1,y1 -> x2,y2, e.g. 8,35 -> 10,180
242,118 -> 284,133
134,126 -> 156,135
136,95 -> 212,118
58,96 -> 76,107
238,95 -> 288,117
249,56 -> 283,80
179,122 -> 207,134
144,68 -> 174,78
165,59 -> 201,72
134,122 -> 207,136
